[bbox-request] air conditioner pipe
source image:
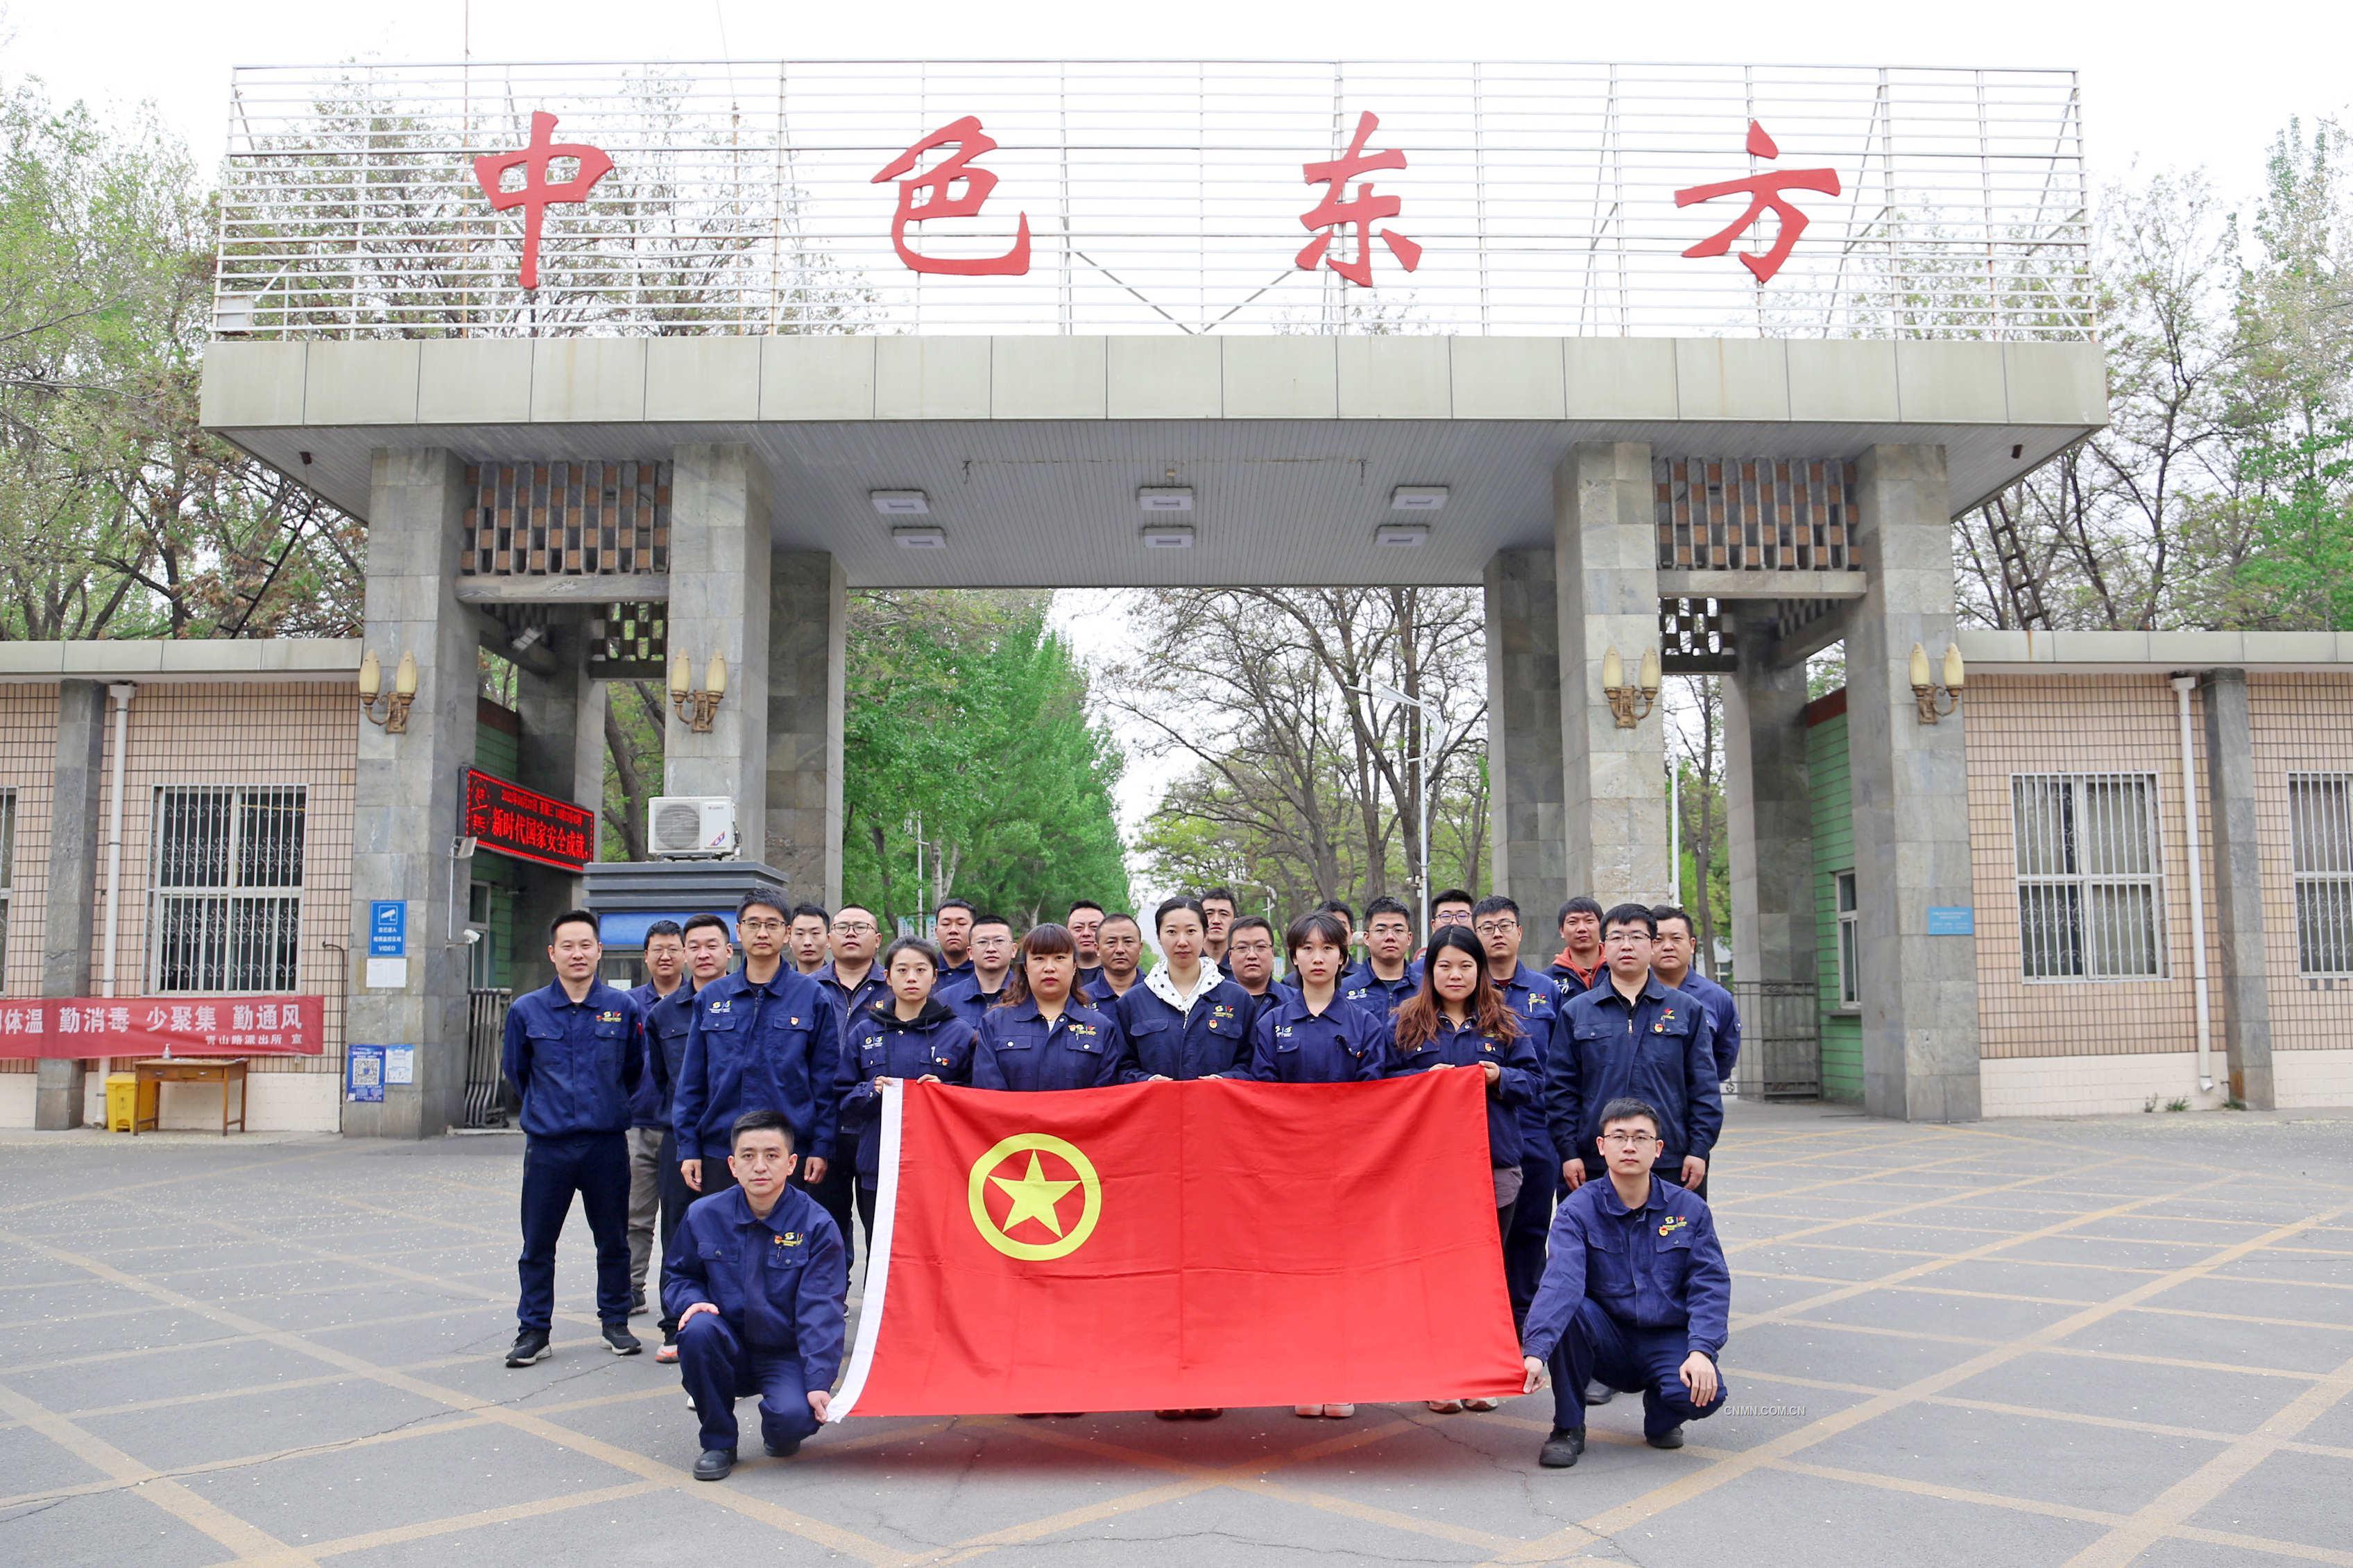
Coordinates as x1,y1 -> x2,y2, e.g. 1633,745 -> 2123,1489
2171,675 -> 2214,1096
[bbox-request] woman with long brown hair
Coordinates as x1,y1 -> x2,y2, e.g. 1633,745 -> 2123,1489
1387,922 -> 1544,1414
969,924 -> 1130,1092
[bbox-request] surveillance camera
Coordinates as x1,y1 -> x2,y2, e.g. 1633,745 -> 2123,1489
463,929 -> 482,945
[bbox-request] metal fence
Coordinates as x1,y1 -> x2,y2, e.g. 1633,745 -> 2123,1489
1730,980 -> 1820,1101
463,987 -> 513,1128
216,60 -> 2090,341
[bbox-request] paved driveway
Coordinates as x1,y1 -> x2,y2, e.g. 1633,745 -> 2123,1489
2,1101 -> 2348,1567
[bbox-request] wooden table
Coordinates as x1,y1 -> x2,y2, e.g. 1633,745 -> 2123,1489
130,1058 -> 248,1135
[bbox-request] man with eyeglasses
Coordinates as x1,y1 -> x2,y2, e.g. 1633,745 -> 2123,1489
806,905 -> 887,1266
1222,916 -> 1282,1035
673,887 -> 843,1251
1468,894 -> 1570,1334
935,915 -> 1016,1027
1341,897 -> 1419,1022
1518,1096 -> 1729,1470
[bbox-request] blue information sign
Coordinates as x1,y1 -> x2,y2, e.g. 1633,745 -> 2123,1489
1926,906 -> 1976,936
348,1043 -> 386,1102
369,900 -> 407,957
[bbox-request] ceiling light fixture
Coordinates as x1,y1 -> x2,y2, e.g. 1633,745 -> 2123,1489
892,525 -> 948,549
1140,523 -> 1195,549
1376,523 -> 1430,548
1390,485 -> 1448,512
1138,486 -> 1195,513
869,490 -> 930,516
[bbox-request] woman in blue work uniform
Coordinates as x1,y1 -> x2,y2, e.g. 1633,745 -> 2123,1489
1387,923 -> 1543,1414
970,924 -> 1130,1093
1247,908 -> 1389,1420
1116,895 -> 1255,1085
836,938 -> 977,1250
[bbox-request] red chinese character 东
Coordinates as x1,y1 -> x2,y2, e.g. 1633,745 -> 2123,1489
1296,111 -> 1423,289
1674,121 -> 1841,286
473,111 -> 616,290
872,116 -> 1032,277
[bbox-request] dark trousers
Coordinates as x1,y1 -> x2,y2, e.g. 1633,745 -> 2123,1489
517,1131 -> 631,1330
676,1313 -> 821,1454
655,1130 -> 694,1334
799,1156 -> 859,1275
1552,1297 -> 1727,1437
856,1182 -> 878,1251
1504,1152 -> 1561,1327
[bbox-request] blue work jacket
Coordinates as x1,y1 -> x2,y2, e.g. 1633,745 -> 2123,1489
937,956 -> 975,984
1520,1176 -> 1730,1363
1075,965 -> 1105,1003
1674,969 -> 1743,1080
1246,992 -> 1390,1084
626,981 -> 690,1128
640,981 -> 701,1133
970,1000 -> 1129,1092
501,979 -> 645,1139
1339,961 -> 1419,1024
1386,1013 -> 1543,1169
661,1185 -> 848,1377
934,973 -> 1011,1030
1546,974 -> 1722,1178
837,999 -> 977,1187
1113,979 -> 1256,1081
1546,956 -> 1607,995
672,967 -> 844,1164
1490,963 -> 1566,1162
813,960 -> 890,1030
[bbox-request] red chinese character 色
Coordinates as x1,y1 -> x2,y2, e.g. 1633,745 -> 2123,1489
871,116 -> 1032,277
1674,121 -> 1842,286
472,111 -> 616,290
1295,112 -> 1423,289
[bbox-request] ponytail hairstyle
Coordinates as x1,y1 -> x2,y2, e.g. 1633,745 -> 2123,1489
1392,924 -> 1523,1056
998,922 -> 1093,1010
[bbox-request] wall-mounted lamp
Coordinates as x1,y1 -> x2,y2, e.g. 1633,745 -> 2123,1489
1910,643 -> 1966,724
1600,646 -> 1661,728
357,650 -> 418,732
670,650 -> 728,733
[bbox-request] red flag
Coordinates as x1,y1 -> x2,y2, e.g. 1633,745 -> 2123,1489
832,1071 -> 1523,1417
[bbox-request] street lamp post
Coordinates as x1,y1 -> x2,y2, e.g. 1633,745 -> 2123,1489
1348,681 -> 1442,937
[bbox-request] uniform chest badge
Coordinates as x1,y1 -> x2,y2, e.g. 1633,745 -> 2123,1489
775,1231 -> 804,1248
708,999 -> 733,1014
597,1010 -> 622,1024
789,1016 -> 801,1026
1276,1025 -> 1294,1040
1212,1004 -> 1234,1018
1067,1023 -> 1097,1037
1658,1216 -> 1688,1237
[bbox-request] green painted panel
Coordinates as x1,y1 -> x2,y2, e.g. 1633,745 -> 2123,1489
475,725 -> 520,780
1809,707 -> 1861,1102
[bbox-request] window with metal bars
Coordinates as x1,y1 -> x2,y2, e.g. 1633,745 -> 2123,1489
1834,870 -> 1859,1006
2010,773 -> 2165,981
2289,774 -> 2353,976
150,786 -> 307,993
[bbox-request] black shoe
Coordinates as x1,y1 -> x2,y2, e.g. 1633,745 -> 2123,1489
1582,1381 -> 1615,1406
692,1448 -> 736,1481
764,1437 -> 802,1458
628,1291 -> 650,1318
1188,1408 -> 1224,1420
1538,1428 -> 1586,1469
1648,1425 -> 1685,1449
603,1323 -> 644,1356
505,1328 -> 551,1367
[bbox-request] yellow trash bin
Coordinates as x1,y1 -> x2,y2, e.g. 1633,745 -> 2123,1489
105,1072 -> 157,1132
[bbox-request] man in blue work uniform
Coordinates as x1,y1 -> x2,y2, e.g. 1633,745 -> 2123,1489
623,919 -> 689,1319
673,888 -> 843,1230
643,913 -> 734,1363
500,908 -> 647,1368
1068,899 -> 1108,996
1340,896 -> 1420,1023
1470,893 -> 1568,1330
666,1109 -> 847,1482
935,913 -> 1016,1025
807,903 -> 886,1270
1652,903 -> 1741,1114
1221,916 -> 1283,1036
1520,1096 -> 1729,1468
932,897 -> 977,984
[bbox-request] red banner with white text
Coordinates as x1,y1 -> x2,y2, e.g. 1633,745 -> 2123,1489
0,997 -> 325,1058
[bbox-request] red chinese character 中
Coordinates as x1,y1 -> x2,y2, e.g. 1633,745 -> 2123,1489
473,111 -> 616,290
872,116 -> 1032,277
1295,112 -> 1423,288
1674,121 -> 1841,286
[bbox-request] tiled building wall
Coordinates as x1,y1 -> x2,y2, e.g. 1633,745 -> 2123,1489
0,686 -> 58,1077
87,684 -> 357,1077
2246,673 -> 2353,1056
1965,675 -> 2224,1062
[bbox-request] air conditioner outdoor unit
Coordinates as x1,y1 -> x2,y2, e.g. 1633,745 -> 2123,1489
649,796 -> 737,859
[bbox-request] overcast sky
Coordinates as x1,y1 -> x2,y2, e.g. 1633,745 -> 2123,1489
10,0 -> 2346,896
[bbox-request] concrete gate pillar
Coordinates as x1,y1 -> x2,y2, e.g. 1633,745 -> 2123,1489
2200,668 -> 2273,1109
1484,547 -> 1567,920
511,636 -> 607,992
665,443 -> 773,862
1554,442 -> 1669,906
767,552 -> 847,909
1847,444 -> 1979,1122
1725,608 -> 1816,989
35,680 -> 110,1128
348,449 -> 479,1138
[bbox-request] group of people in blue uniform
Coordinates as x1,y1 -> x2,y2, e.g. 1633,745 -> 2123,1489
500,880 -> 1737,1479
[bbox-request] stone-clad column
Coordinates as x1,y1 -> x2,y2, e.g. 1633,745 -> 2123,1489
512,635 -> 606,992
2200,668 -> 2273,1109
767,552 -> 846,909
1726,609 -> 1815,989
348,449 -> 479,1138
35,680 -> 109,1128
1484,548 -> 1567,921
665,444 -> 773,863
1847,445 -> 1979,1122
1554,442 -> 1668,906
